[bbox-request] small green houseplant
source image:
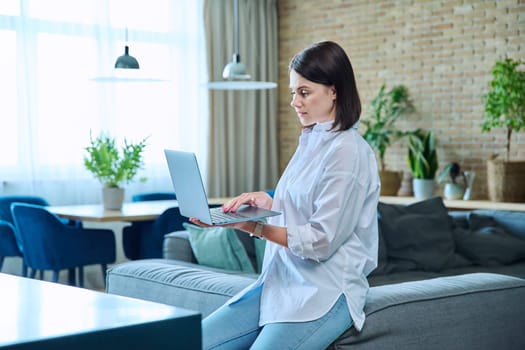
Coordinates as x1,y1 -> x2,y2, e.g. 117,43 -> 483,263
407,129 -> 438,199
482,57 -> 525,202
362,84 -> 415,195
84,133 -> 148,209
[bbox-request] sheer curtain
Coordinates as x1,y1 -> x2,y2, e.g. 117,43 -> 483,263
0,0 -> 208,205
204,0 -> 279,197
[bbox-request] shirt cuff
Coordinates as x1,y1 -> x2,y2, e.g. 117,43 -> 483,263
287,224 -> 317,261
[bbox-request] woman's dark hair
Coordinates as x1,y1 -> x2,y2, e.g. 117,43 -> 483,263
289,41 -> 361,131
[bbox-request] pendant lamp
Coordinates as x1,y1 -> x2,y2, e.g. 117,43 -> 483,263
92,28 -> 166,83
114,46 -> 139,69
115,28 -> 139,69
207,0 -> 277,90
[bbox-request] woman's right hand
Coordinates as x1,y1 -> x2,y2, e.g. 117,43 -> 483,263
222,191 -> 273,213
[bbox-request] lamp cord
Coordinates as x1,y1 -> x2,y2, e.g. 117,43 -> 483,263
234,0 -> 239,57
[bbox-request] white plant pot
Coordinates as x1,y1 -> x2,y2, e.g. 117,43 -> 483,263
412,179 -> 435,200
102,187 -> 125,210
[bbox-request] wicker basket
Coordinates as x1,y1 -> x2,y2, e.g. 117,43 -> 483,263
486,159 -> 525,202
379,170 -> 402,196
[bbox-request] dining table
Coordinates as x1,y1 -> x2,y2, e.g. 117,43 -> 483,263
47,198 -> 231,223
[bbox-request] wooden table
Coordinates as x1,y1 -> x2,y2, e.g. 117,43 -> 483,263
379,196 -> 525,212
47,198 -> 231,223
0,273 -> 201,349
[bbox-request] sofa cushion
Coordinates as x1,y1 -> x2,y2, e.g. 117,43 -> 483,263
183,223 -> 255,273
472,209 -> 525,240
378,197 -> 458,272
452,213 -> 525,266
334,273 -> 525,350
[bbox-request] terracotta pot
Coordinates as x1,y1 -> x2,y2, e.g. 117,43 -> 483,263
379,170 -> 402,196
486,159 -> 525,202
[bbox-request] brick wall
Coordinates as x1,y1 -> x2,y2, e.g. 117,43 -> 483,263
277,0 -> 524,199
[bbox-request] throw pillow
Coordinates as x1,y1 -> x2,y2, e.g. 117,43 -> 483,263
254,238 -> 266,273
378,197 -> 457,272
453,214 -> 525,266
369,224 -> 390,276
183,223 -> 255,273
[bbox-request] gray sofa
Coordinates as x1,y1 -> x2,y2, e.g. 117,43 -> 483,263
106,198 -> 525,349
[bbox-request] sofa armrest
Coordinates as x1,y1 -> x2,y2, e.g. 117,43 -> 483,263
106,259 -> 257,318
163,230 -> 197,263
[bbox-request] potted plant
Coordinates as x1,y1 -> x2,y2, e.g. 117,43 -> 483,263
437,162 -> 467,200
407,129 -> 438,200
482,57 -> 525,202
362,84 -> 415,195
84,132 -> 148,210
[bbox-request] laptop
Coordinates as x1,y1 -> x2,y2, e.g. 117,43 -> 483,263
164,149 -> 281,225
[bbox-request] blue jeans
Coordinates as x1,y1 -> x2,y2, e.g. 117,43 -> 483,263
202,286 -> 353,350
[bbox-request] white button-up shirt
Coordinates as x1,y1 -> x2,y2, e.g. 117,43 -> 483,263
229,121 -> 380,331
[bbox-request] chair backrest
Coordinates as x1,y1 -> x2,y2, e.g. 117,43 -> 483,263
131,192 -> 177,202
0,221 -> 21,258
0,196 -> 49,256
0,196 -> 49,224
10,202 -> 67,269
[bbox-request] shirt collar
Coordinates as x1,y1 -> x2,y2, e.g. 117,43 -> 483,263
303,120 -> 334,134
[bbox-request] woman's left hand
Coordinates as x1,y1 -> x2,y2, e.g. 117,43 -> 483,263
189,217 -> 254,234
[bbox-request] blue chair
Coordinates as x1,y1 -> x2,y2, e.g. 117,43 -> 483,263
131,192 -> 176,202
123,207 -> 187,260
11,203 -> 116,287
0,220 -> 21,272
123,192 -> 180,260
0,196 -> 54,276
0,196 -> 83,276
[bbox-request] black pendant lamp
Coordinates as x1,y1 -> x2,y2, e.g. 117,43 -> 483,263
91,28 -> 167,82
114,28 -> 139,69
115,45 -> 139,69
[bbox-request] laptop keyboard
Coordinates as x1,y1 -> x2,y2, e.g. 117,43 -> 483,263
210,207 -> 245,224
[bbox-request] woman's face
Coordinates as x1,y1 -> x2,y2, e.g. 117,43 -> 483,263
289,69 -> 336,126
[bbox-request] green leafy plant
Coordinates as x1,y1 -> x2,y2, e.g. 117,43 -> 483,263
362,84 -> 415,171
437,162 -> 466,187
407,129 -> 438,180
84,132 -> 148,188
482,57 -> 525,161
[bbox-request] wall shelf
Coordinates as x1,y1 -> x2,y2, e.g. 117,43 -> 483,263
379,196 -> 525,212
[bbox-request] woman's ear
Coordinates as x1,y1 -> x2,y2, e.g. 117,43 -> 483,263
330,86 -> 337,100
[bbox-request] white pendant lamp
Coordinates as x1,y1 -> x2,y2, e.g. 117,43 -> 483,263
207,0 -> 277,90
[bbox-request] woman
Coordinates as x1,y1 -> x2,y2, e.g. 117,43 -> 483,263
191,41 -> 380,349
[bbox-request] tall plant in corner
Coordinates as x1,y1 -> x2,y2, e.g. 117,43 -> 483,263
481,57 -> 525,202
482,57 -> 525,161
362,84 -> 415,195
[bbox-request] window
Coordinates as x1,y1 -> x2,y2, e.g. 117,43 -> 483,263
0,0 -> 208,204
